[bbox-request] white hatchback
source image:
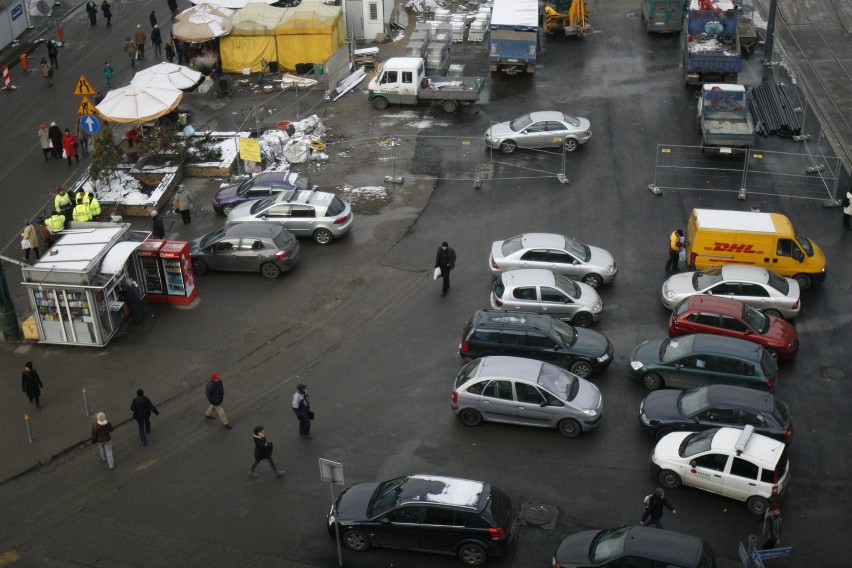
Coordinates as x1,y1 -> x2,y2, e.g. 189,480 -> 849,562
651,425 -> 789,515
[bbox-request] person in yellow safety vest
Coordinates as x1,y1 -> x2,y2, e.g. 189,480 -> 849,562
665,229 -> 684,273
87,192 -> 101,221
54,188 -> 72,220
45,211 -> 66,234
73,197 -> 93,222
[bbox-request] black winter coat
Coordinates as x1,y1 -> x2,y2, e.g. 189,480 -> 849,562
253,434 -> 272,460
435,247 -> 457,271
644,494 -> 675,521
22,369 -> 43,398
130,395 -> 159,420
206,379 -> 224,405
48,125 -> 63,149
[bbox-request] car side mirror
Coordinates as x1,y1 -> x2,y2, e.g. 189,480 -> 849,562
539,401 -> 548,407
689,459 -> 696,467
380,517 -> 391,525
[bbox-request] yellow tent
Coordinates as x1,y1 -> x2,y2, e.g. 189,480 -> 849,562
220,3 -> 288,73
274,0 -> 345,72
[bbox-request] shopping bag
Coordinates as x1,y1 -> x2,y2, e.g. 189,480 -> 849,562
433,267 -> 441,281
62,149 -> 67,158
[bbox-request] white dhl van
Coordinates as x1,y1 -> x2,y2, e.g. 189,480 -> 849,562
686,209 -> 826,290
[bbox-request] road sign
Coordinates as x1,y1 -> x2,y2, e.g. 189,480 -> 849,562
76,96 -> 96,117
319,459 -> 344,485
758,547 -> 793,559
79,115 -> 100,135
73,74 -> 95,96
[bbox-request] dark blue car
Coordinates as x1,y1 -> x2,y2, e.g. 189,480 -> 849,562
212,171 -> 310,216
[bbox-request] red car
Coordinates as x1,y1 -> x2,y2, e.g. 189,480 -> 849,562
669,296 -> 799,361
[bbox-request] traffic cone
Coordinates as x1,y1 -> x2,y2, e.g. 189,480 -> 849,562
2,65 -> 16,91
20,53 -> 31,74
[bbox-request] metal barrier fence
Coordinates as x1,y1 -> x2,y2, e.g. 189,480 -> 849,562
650,144 -> 841,202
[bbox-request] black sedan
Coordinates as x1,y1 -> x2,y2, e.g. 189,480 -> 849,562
639,384 -> 793,443
189,222 -> 299,279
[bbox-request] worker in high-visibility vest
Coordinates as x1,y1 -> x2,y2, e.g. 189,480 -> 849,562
44,211 -> 66,234
72,196 -> 93,221
54,187 -> 72,220
76,189 -> 90,205
87,192 -> 102,221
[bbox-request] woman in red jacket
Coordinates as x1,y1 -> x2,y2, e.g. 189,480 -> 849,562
62,128 -> 79,167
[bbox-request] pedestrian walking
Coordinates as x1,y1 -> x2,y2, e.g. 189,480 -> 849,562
86,0 -> 98,25
434,241 -> 457,297
640,488 -> 676,529
46,40 -> 59,69
665,229 -> 684,273
38,123 -> 52,160
91,412 -> 115,469
249,426 -> 284,478
134,24 -> 146,58
167,0 -> 178,20
75,122 -> 90,157
175,36 -> 187,65
22,362 -> 44,410
204,373 -> 232,429
151,25 -> 163,58
174,184 -> 192,224
22,221 -> 40,261
101,0 -> 112,28
842,188 -> 852,229
48,122 -> 63,159
88,192 -> 102,221
762,504 -> 782,549
53,187 -> 73,219
40,58 -> 53,87
130,389 -> 159,446
164,38 -> 176,63
150,210 -> 165,238
291,383 -> 313,439
149,10 -> 158,29
103,61 -> 113,89
62,129 -> 79,167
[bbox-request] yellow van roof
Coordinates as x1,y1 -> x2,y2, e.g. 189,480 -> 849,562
694,209 -> 780,233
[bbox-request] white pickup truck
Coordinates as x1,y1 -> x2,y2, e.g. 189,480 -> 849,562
367,57 -> 485,113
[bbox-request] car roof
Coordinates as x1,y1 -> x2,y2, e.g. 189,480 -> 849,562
520,233 -> 568,249
702,385 -> 775,411
253,171 -> 304,185
622,526 -> 705,565
269,189 -> 335,208
528,111 -> 566,122
399,475 -> 487,510
472,310 -> 552,331
685,295 -> 746,316
711,427 -> 785,467
501,268 -> 555,287
690,333 -> 763,360
222,222 -> 283,238
476,356 -> 544,380
719,264 -> 770,284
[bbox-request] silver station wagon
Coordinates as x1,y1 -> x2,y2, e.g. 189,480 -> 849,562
451,356 -> 603,438
489,233 -> 617,288
491,269 -> 603,327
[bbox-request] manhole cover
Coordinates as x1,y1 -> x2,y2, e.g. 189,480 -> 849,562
821,367 -> 845,381
519,503 -> 558,529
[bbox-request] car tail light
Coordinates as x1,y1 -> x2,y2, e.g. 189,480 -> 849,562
333,215 -> 348,225
494,298 -> 503,307
452,391 -> 458,403
792,300 -> 799,309
460,341 -> 469,352
488,527 -> 505,540
764,378 -> 774,390
783,428 -> 791,439
274,251 -> 287,259
490,257 -> 498,269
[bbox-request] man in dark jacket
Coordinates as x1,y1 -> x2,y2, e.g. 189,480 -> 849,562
150,210 -> 165,238
434,241 -> 457,297
86,1 -> 98,25
22,362 -> 44,410
204,373 -> 231,428
167,0 -> 178,20
151,25 -> 163,59
249,426 -> 284,477
130,388 -> 159,446
291,383 -> 312,439
48,122 -> 63,159
641,487 -> 676,529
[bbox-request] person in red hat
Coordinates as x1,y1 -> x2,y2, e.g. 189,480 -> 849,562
204,373 -> 231,429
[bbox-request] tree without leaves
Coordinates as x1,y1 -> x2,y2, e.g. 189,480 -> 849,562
88,123 -> 123,192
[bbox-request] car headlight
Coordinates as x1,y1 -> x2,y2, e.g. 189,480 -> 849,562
596,353 -> 609,363
582,408 -> 598,417
630,361 -> 644,371
639,413 -> 651,426
665,290 -> 676,300
592,302 -> 602,311
787,342 -> 796,350
605,264 -> 615,273
328,512 -> 336,526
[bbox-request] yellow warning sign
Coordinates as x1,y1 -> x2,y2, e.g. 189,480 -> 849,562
238,138 -> 262,163
77,96 -> 96,116
74,74 -> 95,96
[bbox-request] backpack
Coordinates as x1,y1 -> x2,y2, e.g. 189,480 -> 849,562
643,494 -> 653,509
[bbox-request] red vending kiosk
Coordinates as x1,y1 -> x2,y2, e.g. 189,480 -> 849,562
160,241 -> 197,305
136,239 -> 168,304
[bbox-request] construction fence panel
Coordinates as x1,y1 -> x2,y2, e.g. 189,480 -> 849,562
743,149 -> 840,201
652,144 -> 747,196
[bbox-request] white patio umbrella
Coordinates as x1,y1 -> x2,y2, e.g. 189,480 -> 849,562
132,62 -> 204,91
172,12 -> 234,42
95,84 -> 184,124
191,0 -> 277,10
177,3 -> 236,21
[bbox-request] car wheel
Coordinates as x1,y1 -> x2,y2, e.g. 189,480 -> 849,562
747,496 -> 770,516
342,529 -> 370,552
563,138 -> 579,152
572,312 -> 593,327
654,426 -> 674,441
442,99 -> 458,113
192,259 -> 209,276
260,262 -> 281,279
582,274 -> 603,289
458,542 -> 487,566
558,418 -> 582,438
793,273 -> 811,291
642,372 -> 663,391
313,228 -> 333,245
568,359 -> 593,379
459,409 -> 483,426
762,308 -> 782,318
658,469 -> 682,489
499,140 -> 517,154
220,204 -> 234,216
370,96 -> 388,110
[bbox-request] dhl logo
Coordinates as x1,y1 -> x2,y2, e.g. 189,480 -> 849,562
704,243 -> 764,254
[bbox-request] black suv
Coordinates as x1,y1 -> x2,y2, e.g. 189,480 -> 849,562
327,474 -> 516,566
459,310 -> 613,378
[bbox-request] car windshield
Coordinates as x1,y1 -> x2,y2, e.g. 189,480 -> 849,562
678,387 -> 710,416
760,349 -> 778,378
250,194 -> 279,214
538,363 -> 578,401
236,179 -> 255,196
368,476 -> 408,518
795,230 -> 814,256
693,267 -> 723,291
553,273 -> 580,298
679,429 -> 718,458
455,359 -> 483,389
563,236 -> 590,261
199,227 -> 227,247
509,114 -> 533,132
742,304 -> 769,333
561,114 -> 581,128
590,526 -> 630,563
501,235 -> 524,256
765,270 -> 790,295
660,335 -> 696,363
550,319 -> 578,346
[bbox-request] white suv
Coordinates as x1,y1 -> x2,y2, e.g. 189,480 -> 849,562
651,425 -> 789,515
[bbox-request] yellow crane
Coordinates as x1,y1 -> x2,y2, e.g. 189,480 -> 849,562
544,0 -> 590,37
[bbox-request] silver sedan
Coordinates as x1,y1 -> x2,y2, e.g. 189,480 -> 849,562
661,265 -> 801,319
491,269 -> 603,327
489,233 -> 617,288
485,111 -> 592,153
